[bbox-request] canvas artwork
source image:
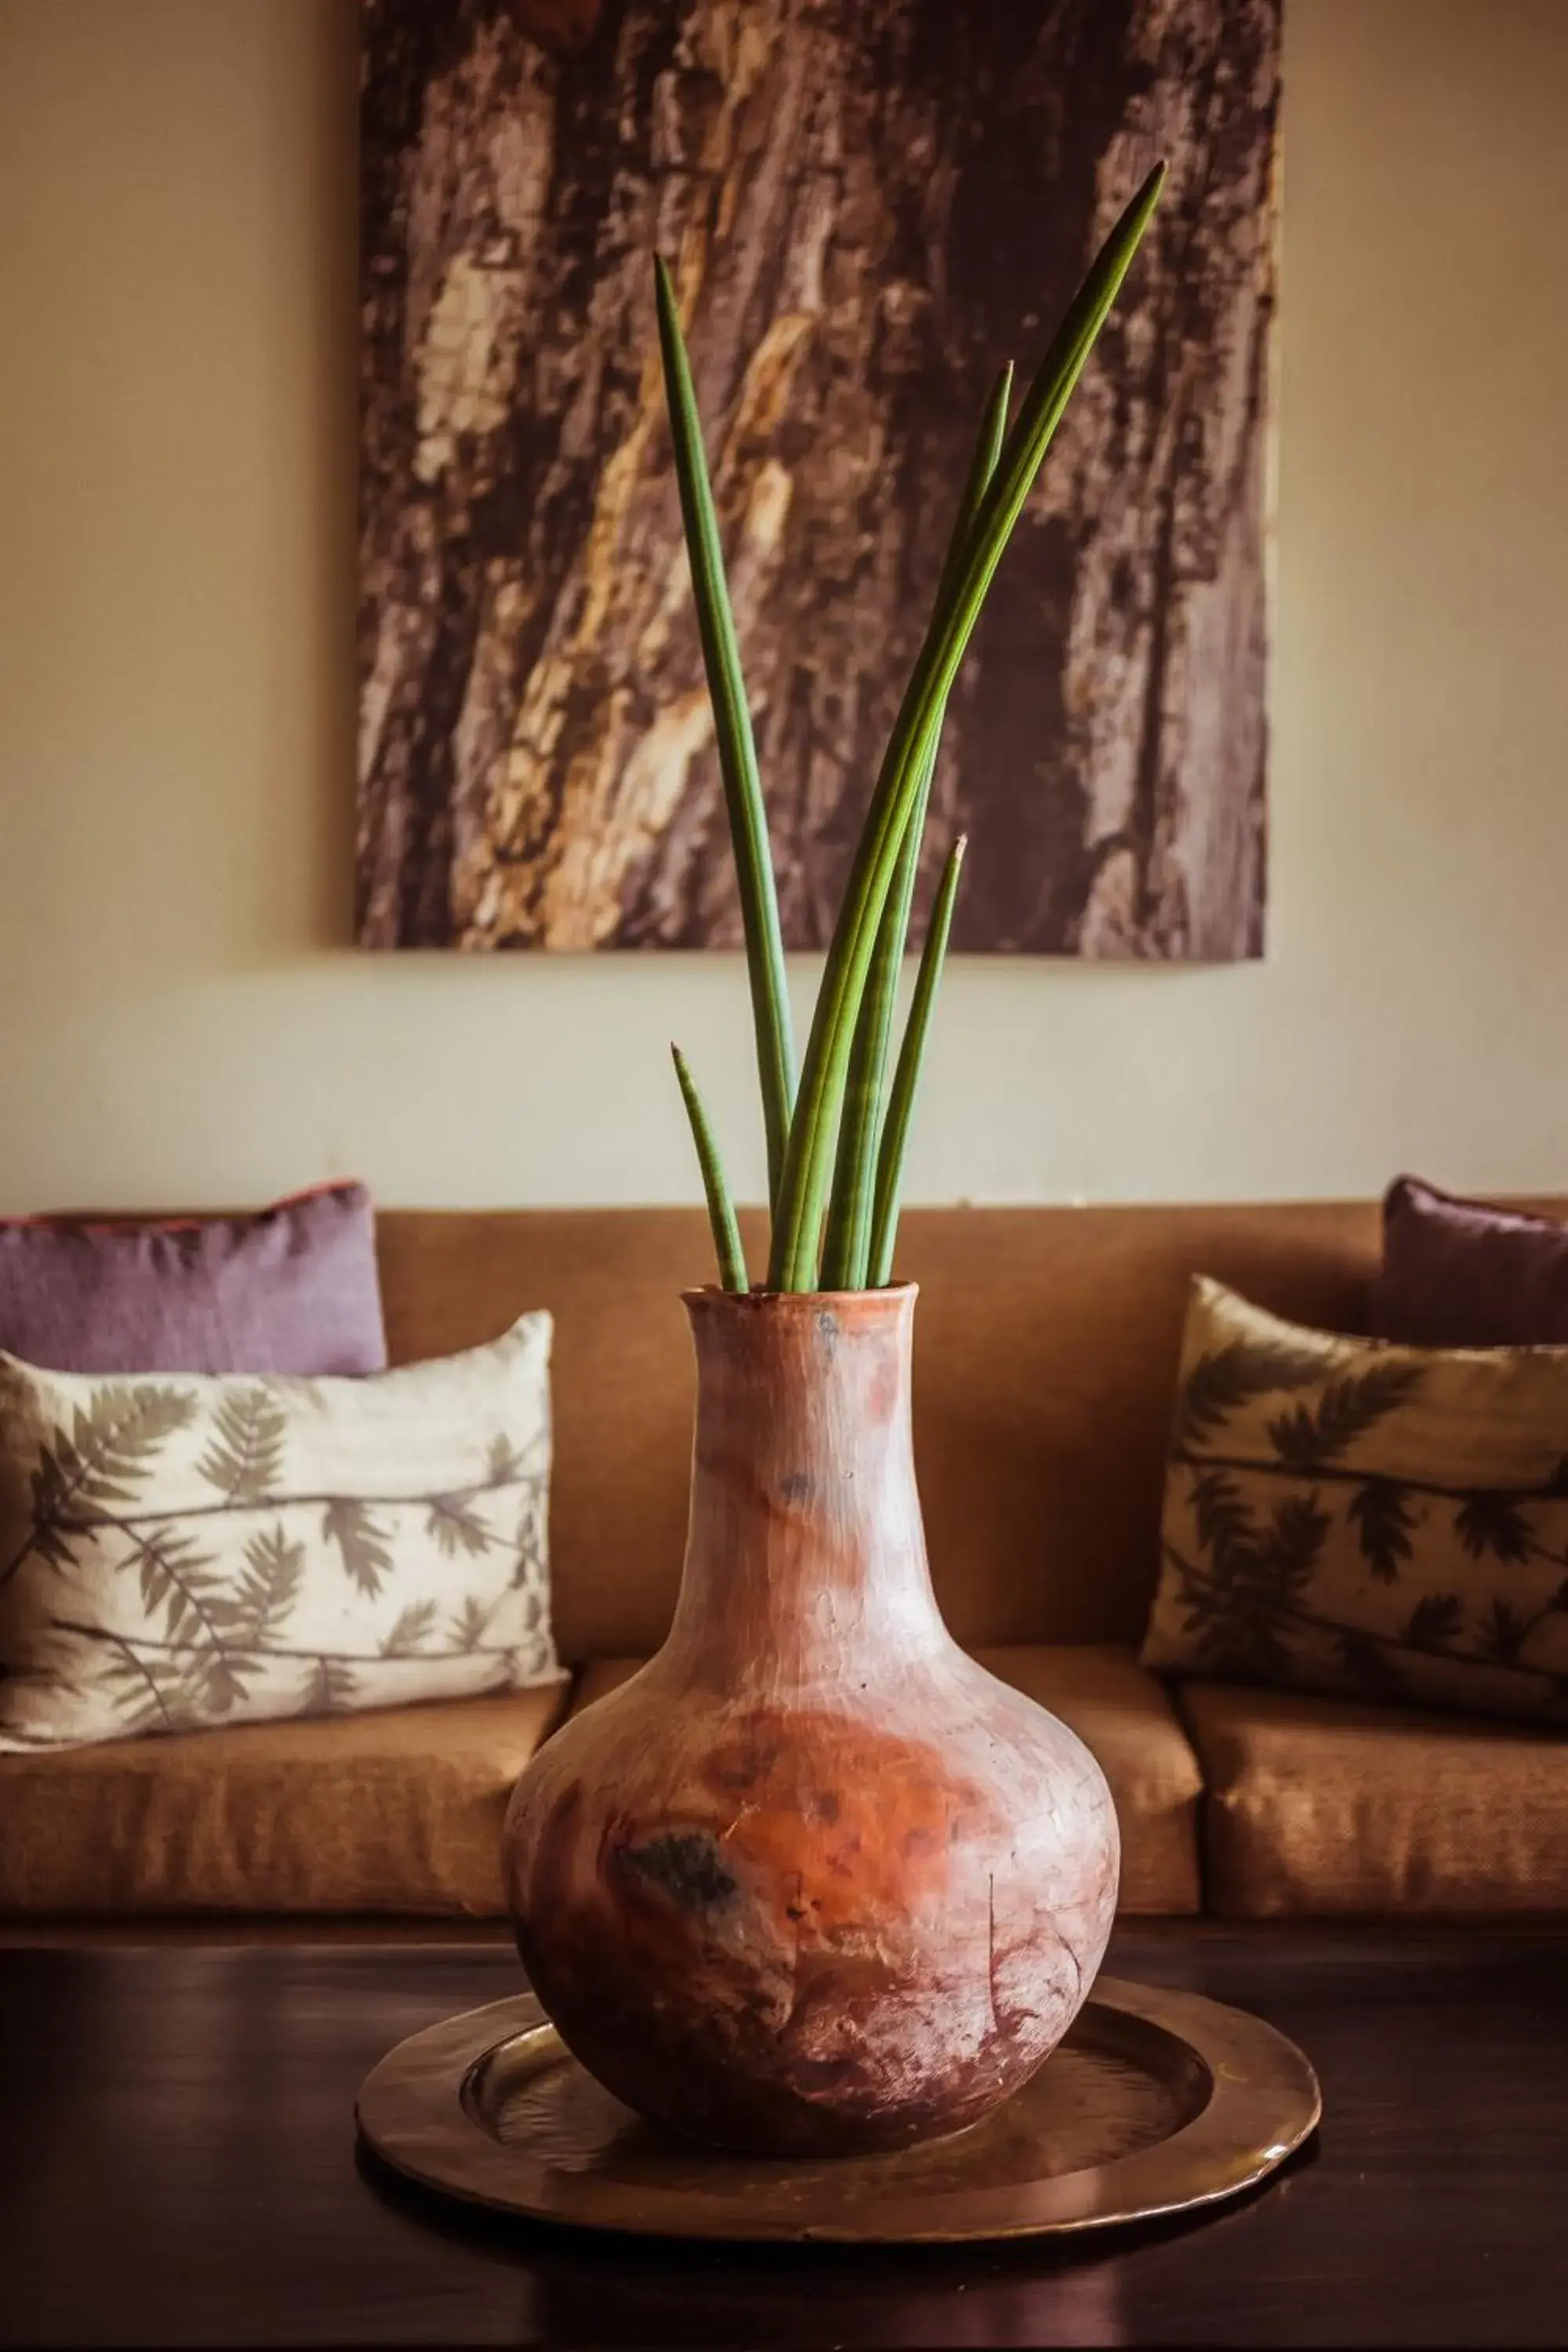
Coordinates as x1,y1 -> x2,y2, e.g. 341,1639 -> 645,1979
357,0 -> 1279,958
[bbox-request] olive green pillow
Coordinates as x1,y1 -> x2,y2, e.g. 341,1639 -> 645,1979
1142,1277 -> 1568,1725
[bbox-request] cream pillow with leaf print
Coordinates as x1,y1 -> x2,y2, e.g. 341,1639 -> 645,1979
1143,1278 -> 1568,1726
0,1314 -> 557,1751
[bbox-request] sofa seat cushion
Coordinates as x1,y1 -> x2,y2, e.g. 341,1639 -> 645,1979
1181,1680 -> 1568,1915
570,1644 -> 1203,1915
0,1686 -> 565,1916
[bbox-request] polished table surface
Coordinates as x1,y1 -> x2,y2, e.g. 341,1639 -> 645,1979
1,1926 -> 1563,2350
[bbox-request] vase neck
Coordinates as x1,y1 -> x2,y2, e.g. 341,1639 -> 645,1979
663,1287 -> 946,1689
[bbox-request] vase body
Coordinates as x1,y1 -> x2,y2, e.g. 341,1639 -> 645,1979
501,1284 -> 1118,2156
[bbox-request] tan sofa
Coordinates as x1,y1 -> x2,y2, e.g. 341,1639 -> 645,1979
4,1202 -> 1566,1924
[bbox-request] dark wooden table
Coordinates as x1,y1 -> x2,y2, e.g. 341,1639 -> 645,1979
1,1927 -> 1563,2349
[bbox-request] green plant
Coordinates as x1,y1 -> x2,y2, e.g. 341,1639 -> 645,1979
664,162 -> 1165,1293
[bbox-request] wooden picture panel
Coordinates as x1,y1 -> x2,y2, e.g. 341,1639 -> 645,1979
358,0 -> 1279,956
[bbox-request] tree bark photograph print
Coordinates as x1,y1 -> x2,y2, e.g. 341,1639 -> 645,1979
358,0 -> 1279,957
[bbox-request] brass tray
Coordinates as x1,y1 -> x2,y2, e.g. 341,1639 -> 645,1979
356,1977 -> 1320,2243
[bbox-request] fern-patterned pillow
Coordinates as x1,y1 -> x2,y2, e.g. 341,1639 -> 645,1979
1142,1277 -> 1568,1725
0,1316 -> 557,1750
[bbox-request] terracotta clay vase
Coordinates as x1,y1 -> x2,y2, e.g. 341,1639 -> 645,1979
501,1283 -> 1118,2156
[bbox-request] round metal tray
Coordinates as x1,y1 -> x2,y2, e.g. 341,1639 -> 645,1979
357,1976 -> 1319,2243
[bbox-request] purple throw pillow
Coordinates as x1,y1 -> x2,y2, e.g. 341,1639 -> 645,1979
1371,1174 -> 1568,1347
0,1183 -> 387,1374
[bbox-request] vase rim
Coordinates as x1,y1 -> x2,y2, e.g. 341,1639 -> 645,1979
681,1282 -> 917,1312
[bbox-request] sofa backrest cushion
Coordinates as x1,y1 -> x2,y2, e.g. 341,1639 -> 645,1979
372,1201 -> 1517,1661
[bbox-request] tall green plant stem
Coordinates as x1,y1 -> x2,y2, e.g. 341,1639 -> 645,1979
766,164 -> 1165,1291
655,257 -> 796,1205
670,1046 -> 749,1293
819,366 -> 1013,1290
868,837 -> 967,1287
816,732 -> 938,1290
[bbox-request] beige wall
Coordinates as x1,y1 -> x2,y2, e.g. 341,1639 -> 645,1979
1,0 -> 1565,1214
